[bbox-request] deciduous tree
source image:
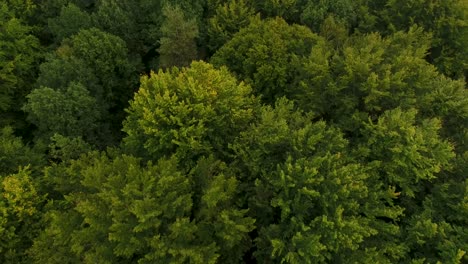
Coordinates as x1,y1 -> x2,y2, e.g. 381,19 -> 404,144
123,61 -> 258,164
211,17 -> 322,104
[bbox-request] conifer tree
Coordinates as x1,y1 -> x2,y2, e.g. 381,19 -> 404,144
158,5 -> 199,68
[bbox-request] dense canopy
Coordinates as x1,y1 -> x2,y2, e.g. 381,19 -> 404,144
0,0 -> 467,263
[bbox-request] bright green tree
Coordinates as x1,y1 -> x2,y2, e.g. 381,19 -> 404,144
0,167 -> 44,263
123,61 -> 258,164
30,152 -> 255,263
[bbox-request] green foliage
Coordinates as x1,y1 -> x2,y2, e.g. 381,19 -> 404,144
0,167 -> 44,263
207,0 -> 256,53
158,5 -> 199,68
211,17 -> 323,104
47,3 -> 92,43
0,3 -> 42,128
359,108 -> 454,197
3,0 -> 37,20
23,83 -> 102,144
0,0 -> 466,262
253,0 -> 297,20
36,27 -> 137,144
404,196 -> 468,263
0,127 -> 44,176
417,76 -> 468,154
47,134 -> 92,162
90,0 -> 145,59
362,0 -> 468,78
296,27 -> 449,126
299,0 -> 358,32
31,153 -> 254,263
231,99 -> 404,262
123,61 -> 258,164
37,27 -> 136,107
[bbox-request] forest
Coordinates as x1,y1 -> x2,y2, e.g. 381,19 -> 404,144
0,0 -> 467,263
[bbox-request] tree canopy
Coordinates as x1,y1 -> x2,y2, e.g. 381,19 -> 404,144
0,0 -> 467,263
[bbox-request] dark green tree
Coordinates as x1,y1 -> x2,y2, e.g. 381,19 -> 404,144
38,27 -> 136,107
360,0 -> 468,78
0,127 -> 44,176
0,3 -> 42,129
91,0 -> 143,58
295,27 -> 456,128
253,0 -> 297,21
47,3 -> 92,43
158,5 -> 199,68
36,27 -> 137,144
211,17 -> 323,104
22,83 -> 102,144
230,99 -> 406,263
299,0 -> 359,32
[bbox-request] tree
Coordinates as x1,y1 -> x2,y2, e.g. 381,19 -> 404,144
0,127 -> 44,177
358,108 -> 454,199
36,28 -> 137,144
0,3 -> 42,129
2,0 -> 37,21
22,83 -> 102,144
90,0 -> 203,69
354,107 -> 460,262
360,0 -> 468,78
252,0 -> 297,21
30,152 -> 255,263
295,27 -> 455,127
211,17 -> 323,104
0,167 -> 44,263
91,0 -> 142,57
47,3 -> 92,43
230,99 -> 405,263
299,0 -> 359,32
123,61 -> 258,164
158,5 -> 199,68
37,27 -> 136,108
207,0 -> 256,53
